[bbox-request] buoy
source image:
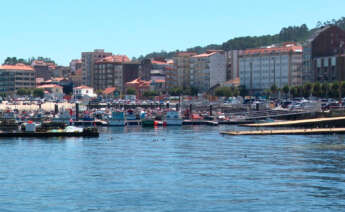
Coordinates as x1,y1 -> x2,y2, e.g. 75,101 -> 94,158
154,121 -> 158,126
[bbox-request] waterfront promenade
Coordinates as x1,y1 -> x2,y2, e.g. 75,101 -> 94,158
0,102 -> 74,111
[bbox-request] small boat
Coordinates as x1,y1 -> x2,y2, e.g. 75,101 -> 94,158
141,118 -> 155,127
165,110 -> 183,126
108,111 -> 126,126
126,109 -> 137,120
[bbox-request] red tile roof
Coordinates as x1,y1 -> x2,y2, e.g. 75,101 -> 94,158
103,87 -> 116,95
192,52 -> 217,58
126,78 -> 151,87
96,55 -> 130,63
75,85 -> 92,89
151,60 -> 167,65
0,63 -> 34,71
32,60 -> 48,66
176,52 -> 197,57
37,84 -> 63,89
240,44 -> 303,56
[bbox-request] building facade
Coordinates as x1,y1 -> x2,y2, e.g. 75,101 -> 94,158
165,60 -> 178,90
0,64 -> 36,94
93,55 -> 135,92
81,49 -> 112,87
302,26 -> 345,83
313,55 -> 345,82
173,52 -> 196,88
69,59 -> 82,74
190,50 -> 227,93
225,50 -> 239,81
239,43 -> 303,93
31,60 -> 51,80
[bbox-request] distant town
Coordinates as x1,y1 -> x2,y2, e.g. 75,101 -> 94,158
1,24 -> 345,101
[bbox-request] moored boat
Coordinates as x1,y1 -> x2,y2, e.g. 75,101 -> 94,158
108,111 -> 126,126
165,110 -> 183,126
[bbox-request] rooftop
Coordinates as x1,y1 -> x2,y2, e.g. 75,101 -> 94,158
96,55 -> 130,63
75,85 -> 93,89
103,87 -> 116,95
0,63 -> 34,71
240,43 -> 303,56
37,84 -> 63,89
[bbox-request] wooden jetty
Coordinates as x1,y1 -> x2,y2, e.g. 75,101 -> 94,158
183,120 -> 218,126
221,128 -> 345,136
241,116 -> 345,128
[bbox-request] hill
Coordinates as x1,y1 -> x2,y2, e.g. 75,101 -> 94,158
138,17 -> 345,60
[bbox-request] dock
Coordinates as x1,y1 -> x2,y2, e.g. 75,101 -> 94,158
220,128 -> 345,136
0,131 -> 99,138
241,116 -> 345,128
183,120 -> 218,126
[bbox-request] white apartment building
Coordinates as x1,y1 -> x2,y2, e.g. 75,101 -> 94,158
190,51 -> 226,92
239,43 -> 303,93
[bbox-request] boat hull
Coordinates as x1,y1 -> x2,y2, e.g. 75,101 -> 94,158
108,120 -> 126,126
166,119 -> 183,126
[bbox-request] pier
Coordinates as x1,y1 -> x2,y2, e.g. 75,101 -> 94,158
221,128 -> 345,136
0,131 -> 99,138
241,116 -> 345,128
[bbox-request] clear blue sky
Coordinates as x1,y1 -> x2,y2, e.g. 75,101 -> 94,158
1,0 -> 345,65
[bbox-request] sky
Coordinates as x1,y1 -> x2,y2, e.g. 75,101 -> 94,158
1,0 -> 345,65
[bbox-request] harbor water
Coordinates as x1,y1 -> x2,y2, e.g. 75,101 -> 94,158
1,126 -> 345,211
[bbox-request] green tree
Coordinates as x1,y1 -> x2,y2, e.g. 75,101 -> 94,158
232,87 -> 240,97
95,89 -> 103,95
330,82 -> 340,98
263,89 -> 271,98
239,85 -> 248,97
282,85 -> 289,98
126,88 -> 136,95
33,88 -> 44,98
340,81 -> 345,98
290,87 -> 298,97
17,88 -> 31,96
215,87 -> 224,97
297,86 -> 303,97
321,83 -> 329,98
312,82 -> 321,97
270,84 -> 278,96
143,90 -> 159,98
303,83 -> 312,98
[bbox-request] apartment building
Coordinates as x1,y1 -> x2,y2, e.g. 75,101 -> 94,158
31,60 -> 51,80
190,50 -> 226,92
93,55 -> 139,93
173,52 -> 197,88
0,63 -> 36,94
225,50 -> 239,81
81,49 -> 112,87
239,43 -> 303,93
165,60 -> 178,90
302,25 -> 345,83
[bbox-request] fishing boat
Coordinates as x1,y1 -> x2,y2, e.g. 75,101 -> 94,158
108,111 -> 126,126
126,109 -> 137,121
165,110 -> 183,126
141,118 -> 155,127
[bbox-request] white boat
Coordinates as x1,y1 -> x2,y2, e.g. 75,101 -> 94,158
126,110 -> 137,121
53,110 -> 72,124
165,110 -> 183,126
108,111 -> 126,126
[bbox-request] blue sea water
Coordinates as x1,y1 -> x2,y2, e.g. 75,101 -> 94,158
1,125 -> 345,211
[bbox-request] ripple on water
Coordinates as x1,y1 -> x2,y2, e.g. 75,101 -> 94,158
0,126 -> 345,211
